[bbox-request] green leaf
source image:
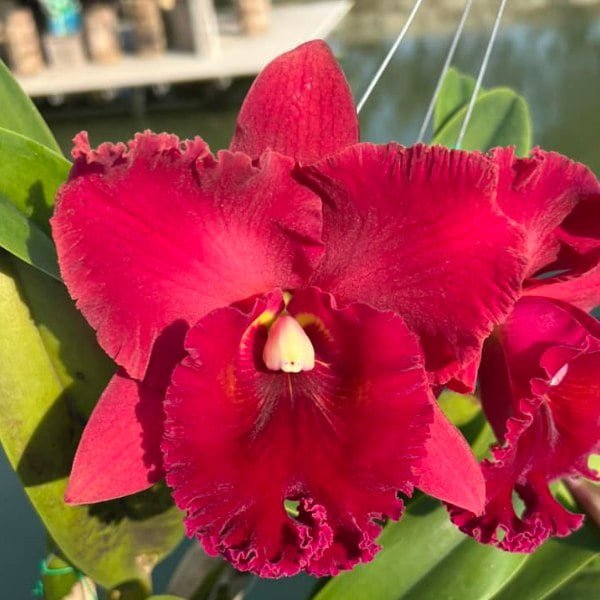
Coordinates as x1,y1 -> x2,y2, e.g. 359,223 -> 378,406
0,59 -> 61,153
0,255 -> 184,589
149,596 -> 187,599
433,67 -> 477,136
438,390 -> 481,427
313,489 -> 598,600
433,88 -> 532,155
314,496 -> 462,600
405,540 -> 527,599
0,127 -> 70,233
314,474 -> 599,600
547,555 -> 600,599
314,496 -> 526,600
0,127 -> 69,277
0,193 -> 60,280
493,523 -> 599,600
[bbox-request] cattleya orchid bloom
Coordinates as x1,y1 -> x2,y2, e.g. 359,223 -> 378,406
450,148 -> 600,552
51,41 -> 530,576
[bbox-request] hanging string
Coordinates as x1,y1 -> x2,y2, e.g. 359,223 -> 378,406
455,0 -> 508,149
356,0 -> 425,114
416,0 -> 474,142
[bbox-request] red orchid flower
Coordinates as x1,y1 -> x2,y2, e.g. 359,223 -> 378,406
450,147 -> 600,552
51,41 -> 525,576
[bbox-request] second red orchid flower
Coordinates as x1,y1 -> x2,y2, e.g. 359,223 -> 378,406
450,147 -> 600,552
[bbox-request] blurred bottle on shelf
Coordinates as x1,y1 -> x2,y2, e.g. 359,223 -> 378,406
3,7 -> 45,75
123,0 -> 166,55
84,3 -> 122,64
236,0 -> 271,35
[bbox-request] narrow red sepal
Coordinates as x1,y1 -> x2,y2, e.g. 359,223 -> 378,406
65,371 -> 164,504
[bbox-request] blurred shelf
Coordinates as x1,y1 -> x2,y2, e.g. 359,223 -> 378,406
16,0 -> 352,97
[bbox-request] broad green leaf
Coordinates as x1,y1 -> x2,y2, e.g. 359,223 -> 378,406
150,596 -> 187,599
315,493 -> 598,600
314,496 -> 463,600
0,127 -> 70,233
0,255 -> 183,589
0,59 -> 61,153
0,193 -> 60,280
433,88 -> 532,155
493,482 -> 599,599
548,555 -> 600,599
403,540 -> 526,600
434,67 -> 477,136
493,523 -> 599,600
0,128 -> 68,277
438,390 -> 481,427
314,496 -> 525,600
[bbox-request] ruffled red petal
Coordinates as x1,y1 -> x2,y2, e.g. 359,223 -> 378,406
229,40 -> 359,163
162,288 -> 434,577
298,143 -> 526,385
556,182 -> 600,258
492,147 -> 600,310
493,147 -> 598,276
65,371 -> 164,504
523,172 -> 600,310
525,262 -> 600,312
52,132 -> 323,380
450,297 -> 600,551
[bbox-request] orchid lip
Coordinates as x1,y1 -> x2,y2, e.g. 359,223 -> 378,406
262,313 -> 316,373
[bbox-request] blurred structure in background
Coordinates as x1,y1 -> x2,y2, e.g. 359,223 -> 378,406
0,0 -> 351,99
1,6 -> 45,74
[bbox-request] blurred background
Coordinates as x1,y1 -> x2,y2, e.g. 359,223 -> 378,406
0,0 -> 599,597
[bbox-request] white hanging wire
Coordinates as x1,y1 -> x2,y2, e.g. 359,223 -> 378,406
455,0 -> 509,149
416,0 -> 475,142
356,0 -> 425,115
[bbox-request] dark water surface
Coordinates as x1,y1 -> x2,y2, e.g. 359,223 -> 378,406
1,2 -> 599,597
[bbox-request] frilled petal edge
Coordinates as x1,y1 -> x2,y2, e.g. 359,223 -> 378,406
163,288 -> 434,576
492,147 -> 599,277
52,132 -> 323,380
525,263 -> 600,312
450,298 -> 600,551
298,143 -> 526,386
